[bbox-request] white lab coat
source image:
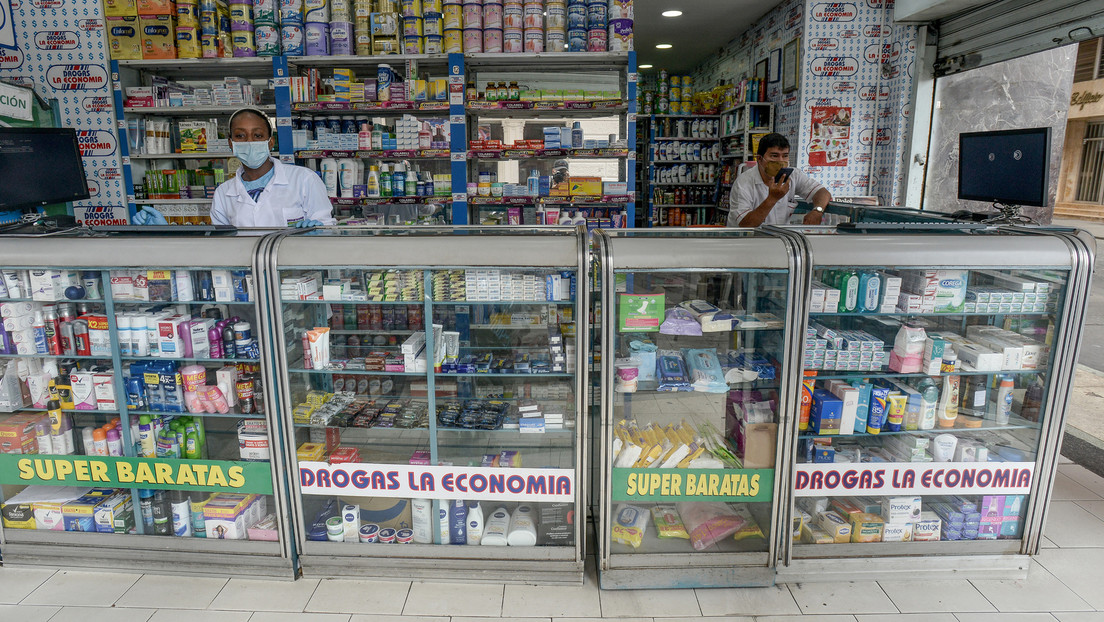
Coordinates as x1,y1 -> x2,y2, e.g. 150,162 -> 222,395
210,157 -> 336,227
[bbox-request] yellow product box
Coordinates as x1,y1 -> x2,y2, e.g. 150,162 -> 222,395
791,508 -> 812,543
410,79 -> 428,101
140,15 -> 176,59
104,0 -> 138,16
297,441 -> 326,461
817,509 -> 852,543
137,0 -> 174,15
541,90 -> 563,101
829,497 -> 867,522
569,177 -> 602,196
518,89 -> 540,101
107,17 -> 143,60
849,512 -> 885,543
801,522 -> 834,544
333,68 -> 356,82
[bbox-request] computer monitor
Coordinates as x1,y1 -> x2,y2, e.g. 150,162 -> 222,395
958,127 -> 1050,208
0,127 -> 91,210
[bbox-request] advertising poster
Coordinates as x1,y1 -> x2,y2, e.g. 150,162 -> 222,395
809,105 -> 851,166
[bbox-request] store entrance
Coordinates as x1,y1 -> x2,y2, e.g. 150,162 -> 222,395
1077,121 -> 1104,204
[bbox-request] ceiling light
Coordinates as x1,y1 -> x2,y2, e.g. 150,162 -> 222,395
655,43 -> 672,49
638,64 -> 653,69
661,10 -> 682,17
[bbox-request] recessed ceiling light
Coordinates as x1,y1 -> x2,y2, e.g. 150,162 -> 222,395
655,43 -> 672,49
661,10 -> 683,17
638,64 -> 653,69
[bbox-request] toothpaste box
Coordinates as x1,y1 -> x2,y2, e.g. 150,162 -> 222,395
880,496 -> 922,523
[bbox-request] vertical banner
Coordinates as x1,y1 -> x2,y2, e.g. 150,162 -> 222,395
808,105 -> 850,166
0,0 -> 126,216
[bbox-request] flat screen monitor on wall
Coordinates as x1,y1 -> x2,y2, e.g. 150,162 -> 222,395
0,127 -> 90,210
958,127 -> 1050,208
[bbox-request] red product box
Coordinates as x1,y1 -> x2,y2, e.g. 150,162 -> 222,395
0,412 -> 45,454
328,446 -> 361,464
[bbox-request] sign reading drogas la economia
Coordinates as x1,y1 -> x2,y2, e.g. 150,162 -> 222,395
299,462 -> 574,502
0,454 -> 274,494
611,468 -> 774,502
794,462 -> 1034,497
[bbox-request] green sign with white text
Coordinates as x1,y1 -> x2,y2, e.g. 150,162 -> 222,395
0,454 -> 274,494
611,468 -> 774,502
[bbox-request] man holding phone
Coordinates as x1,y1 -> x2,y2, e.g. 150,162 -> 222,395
727,133 -> 832,227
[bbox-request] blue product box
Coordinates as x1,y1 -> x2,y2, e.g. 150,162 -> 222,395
810,389 -> 843,435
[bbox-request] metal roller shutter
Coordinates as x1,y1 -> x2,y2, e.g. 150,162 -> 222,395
934,0 -> 1104,76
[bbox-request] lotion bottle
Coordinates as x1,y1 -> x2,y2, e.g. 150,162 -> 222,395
466,501 -> 484,545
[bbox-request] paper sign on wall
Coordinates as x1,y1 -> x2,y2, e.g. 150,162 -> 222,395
808,106 -> 851,167
0,81 -> 32,120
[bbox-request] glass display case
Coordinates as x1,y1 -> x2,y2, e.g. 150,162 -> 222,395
267,226 -> 589,583
594,229 -> 806,588
0,233 -> 295,577
777,226 -> 1095,581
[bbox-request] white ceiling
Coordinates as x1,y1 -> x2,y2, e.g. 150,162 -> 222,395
633,0 -> 788,75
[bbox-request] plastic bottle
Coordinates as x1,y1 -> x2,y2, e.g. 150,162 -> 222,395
138,414 -> 155,458
438,503 -> 449,544
858,271 -> 881,313
570,121 -> 583,149
466,501 -> 484,545
527,169 -> 540,196
916,377 -> 939,430
184,423 -> 201,459
338,159 -> 358,198
840,270 -> 860,313
81,427 -> 95,455
152,490 -> 172,535
411,498 -> 433,544
366,165 -> 381,198
995,375 -> 1014,425
1022,378 -> 1043,422
320,158 -> 339,196
170,490 -> 193,537
35,420 -> 53,455
105,427 -> 123,456
481,507 -> 510,546
507,504 -> 537,546
960,374 -> 990,418
936,348 -> 960,428
392,164 -> 405,197
31,310 -> 48,354
380,164 -> 392,198
558,210 -> 573,225
138,489 -> 156,531
449,498 -> 468,544
191,492 -> 209,537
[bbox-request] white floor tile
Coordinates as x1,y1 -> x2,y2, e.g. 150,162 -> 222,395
878,579 -> 995,613
756,616 -> 858,622
0,567 -> 55,604
401,582 -> 504,618
599,587 -> 702,618
558,618 -> 651,622
451,618 -> 551,622
502,573 -> 602,618
857,615 -> 957,622
952,614 -> 1059,622
305,579 -> 410,615
1042,501 -> 1104,547
788,582 -> 898,615
21,570 -> 141,607
654,617 -> 754,622
1058,465 -> 1104,497
208,578 -> 320,613
149,610 -> 251,622
1040,537 -> 1059,549
1054,614 -> 1104,622
248,613 -> 351,622
116,574 -> 229,609
0,604 -> 61,622
1035,547 -> 1104,609
1074,499 -> 1104,522
48,605 -> 155,622
1050,473 -> 1102,501
348,617 -> 447,622
694,585 -> 800,616
969,560 -> 1092,612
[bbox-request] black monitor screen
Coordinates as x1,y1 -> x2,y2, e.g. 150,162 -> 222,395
958,127 -> 1050,207
0,127 -> 90,210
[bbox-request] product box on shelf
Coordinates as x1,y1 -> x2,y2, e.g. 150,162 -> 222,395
140,15 -> 176,60
104,0 -> 138,16
108,17 -> 144,60
0,412 -> 43,454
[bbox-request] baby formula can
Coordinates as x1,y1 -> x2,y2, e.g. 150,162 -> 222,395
523,1 -> 542,28
462,27 -> 483,52
566,27 -> 585,51
443,28 -> 462,51
462,1 -> 483,28
423,11 -> 442,34
482,1 -> 503,28
403,34 -> 424,53
442,2 -> 462,27
586,27 -> 605,51
232,30 -> 257,56
523,27 -> 543,52
424,33 -> 442,52
503,28 -> 522,52
483,27 -> 502,52
607,17 -> 630,51
304,21 -> 329,54
502,1 -> 522,27
377,63 -> 393,100
304,0 -> 330,22
330,21 -> 352,54
608,0 -> 632,20
281,23 -> 304,53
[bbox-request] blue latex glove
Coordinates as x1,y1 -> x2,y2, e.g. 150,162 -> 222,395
133,206 -> 168,226
294,219 -> 323,228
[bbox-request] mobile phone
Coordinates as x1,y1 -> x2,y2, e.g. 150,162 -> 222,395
774,167 -> 794,184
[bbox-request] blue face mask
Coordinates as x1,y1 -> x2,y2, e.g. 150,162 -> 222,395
232,139 -> 270,169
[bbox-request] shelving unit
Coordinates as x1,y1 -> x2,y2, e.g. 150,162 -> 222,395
719,103 -> 775,200
267,226 -> 589,583
642,115 -> 722,227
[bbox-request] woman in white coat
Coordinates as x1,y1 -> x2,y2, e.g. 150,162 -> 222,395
135,108 -> 335,228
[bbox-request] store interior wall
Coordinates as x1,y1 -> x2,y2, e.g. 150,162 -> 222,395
922,45 -> 1077,223
690,0 -> 919,207
0,0 -> 125,218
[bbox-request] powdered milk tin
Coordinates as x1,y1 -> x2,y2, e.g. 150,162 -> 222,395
330,21 -> 352,53
424,33 -> 442,52
281,23 -> 304,53
255,24 -> 281,54
232,30 -> 257,56
503,28 -> 522,52
607,18 -> 630,50
423,12 -> 442,34
403,34 -> 424,53
483,2 -> 503,28
462,1 -> 483,28
443,28 -> 462,51
462,27 -> 482,51
304,21 -> 329,54
524,27 -> 543,52
443,2 -> 462,27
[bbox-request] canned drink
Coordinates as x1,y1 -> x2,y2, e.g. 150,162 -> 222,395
462,1 -> 482,28
281,23 -> 305,53
232,30 -> 257,56
462,27 -> 482,52
424,33 -> 442,52
255,24 -> 281,55
442,3 -> 462,28
304,21 -> 329,54
502,2 -> 522,28
443,28 -> 462,51
483,27 -> 502,52
503,29 -> 522,52
482,1 -> 503,28
403,34 -> 424,53
423,12 -> 442,34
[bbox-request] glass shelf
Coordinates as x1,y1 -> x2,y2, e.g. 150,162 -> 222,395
810,311 -> 1053,318
111,299 -> 255,306
2,353 -> 110,360
281,299 -> 422,305
0,297 -> 105,304
121,356 -> 260,364
19,407 -> 121,415
806,369 -> 1044,380
432,299 -> 574,306
289,368 -> 424,377
128,410 -> 259,419
797,414 -> 1041,439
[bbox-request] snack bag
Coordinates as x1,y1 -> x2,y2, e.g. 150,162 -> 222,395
651,504 -> 689,539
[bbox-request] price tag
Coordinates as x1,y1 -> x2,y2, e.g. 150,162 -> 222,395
126,195 -> 136,203
627,72 -> 638,83
280,155 -> 296,163
121,156 -> 131,165
450,152 -> 466,162
452,193 -> 467,202
627,151 -> 636,160
117,119 -> 127,129
450,114 -> 464,125
628,191 -> 636,201
276,116 -> 292,127
112,80 -> 121,91
449,74 -> 464,85
627,113 -> 637,123
449,91 -> 464,106
274,77 -> 289,88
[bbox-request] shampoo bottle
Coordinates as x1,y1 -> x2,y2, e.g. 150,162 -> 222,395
366,165 -> 381,198
320,158 -> 339,197
481,506 -> 510,546
995,375 -> 1014,425
411,498 -> 433,544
